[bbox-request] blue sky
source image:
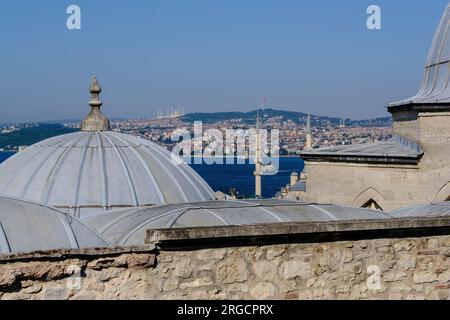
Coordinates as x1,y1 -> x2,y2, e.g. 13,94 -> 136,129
0,0 -> 448,122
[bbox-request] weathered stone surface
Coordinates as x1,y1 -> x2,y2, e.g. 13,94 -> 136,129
0,271 -> 18,288
266,247 -> 286,260
162,277 -> 179,292
343,261 -> 363,274
394,240 -> 416,252
126,254 -> 155,268
384,271 -> 407,282
438,270 -> 450,283
413,271 -> 438,284
398,254 -> 416,271
174,258 -> 193,279
250,282 -> 275,299
2,235 -> 450,300
315,254 -> 339,275
437,290 -> 449,300
22,283 -> 42,294
42,286 -> 69,300
216,255 -> 248,284
195,249 -> 227,261
280,260 -> 311,280
180,277 -> 213,289
342,251 -> 353,263
253,260 -> 277,281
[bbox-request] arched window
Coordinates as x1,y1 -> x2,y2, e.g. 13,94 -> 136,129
362,199 -> 383,211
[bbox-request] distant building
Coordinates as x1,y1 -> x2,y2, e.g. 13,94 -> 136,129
157,107 -> 184,119
282,4 -> 450,211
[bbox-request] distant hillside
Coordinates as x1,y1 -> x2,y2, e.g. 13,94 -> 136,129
0,124 -> 78,149
182,108 -> 392,127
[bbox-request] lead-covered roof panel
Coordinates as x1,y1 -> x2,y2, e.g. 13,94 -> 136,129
0,196 -> 108,255
390,4 -> 450,107
81,199 -> 390,246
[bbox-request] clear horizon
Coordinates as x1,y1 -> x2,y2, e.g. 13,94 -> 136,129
0,0 -> 448,123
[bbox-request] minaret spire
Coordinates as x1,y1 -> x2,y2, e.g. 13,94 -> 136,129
254,107 -> 262,198
81,76 -> 111,132
305,112 -> 313,150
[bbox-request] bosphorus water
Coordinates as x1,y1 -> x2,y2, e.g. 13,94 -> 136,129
0,152 -> 303,198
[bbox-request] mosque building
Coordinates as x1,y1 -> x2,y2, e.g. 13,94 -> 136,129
0,76 -> 390,255
282,3 -> 450,211
2,4 -> 450,257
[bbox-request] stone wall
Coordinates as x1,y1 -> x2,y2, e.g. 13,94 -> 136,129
301,161 -> 424,211
1,223 -> 450,300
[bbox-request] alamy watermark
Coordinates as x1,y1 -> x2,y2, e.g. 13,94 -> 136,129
367,5 -> 382,30
66,264 -> 82,290
170,121 -> 280,175
65,5 -> 380,31
366,265 -> 382,290
66,5 -> 81,30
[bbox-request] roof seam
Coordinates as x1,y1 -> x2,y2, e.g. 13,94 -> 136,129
99,132 -> 139,207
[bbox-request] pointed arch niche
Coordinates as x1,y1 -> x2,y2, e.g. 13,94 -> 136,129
352,188 -> 387,211
434,182 -> 450,202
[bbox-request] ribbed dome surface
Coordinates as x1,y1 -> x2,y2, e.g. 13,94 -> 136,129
0,131 -> 215,217
0,196 -> 108,254
390,4 -> 450,106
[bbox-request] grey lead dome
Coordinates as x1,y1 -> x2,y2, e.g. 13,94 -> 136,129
390,3 -> 450,107
0,131 -> 215,217
0,77 -> 215,217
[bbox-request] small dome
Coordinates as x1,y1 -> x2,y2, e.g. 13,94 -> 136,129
0,131 -> 215,217
0,196 -> 108,255
80,199 -> 390,246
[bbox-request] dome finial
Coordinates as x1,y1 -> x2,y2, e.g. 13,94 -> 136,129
89,75 -> 102,94
81,76 -> 111,131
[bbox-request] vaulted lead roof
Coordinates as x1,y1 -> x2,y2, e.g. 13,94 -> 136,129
0,196 -> 108,255
390,202 -> 450,218
80,199 -> 390,246
389,4 -> 450,107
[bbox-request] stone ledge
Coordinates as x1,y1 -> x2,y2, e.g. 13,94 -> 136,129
147,217 -> 450,250
0,245 -> 156,263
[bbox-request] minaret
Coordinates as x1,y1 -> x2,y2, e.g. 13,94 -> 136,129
81,76 -> 111,131
254,111 -> 262,198
305,113 -> 313,150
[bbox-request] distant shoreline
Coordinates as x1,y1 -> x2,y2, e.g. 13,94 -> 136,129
0,151 -> 300,158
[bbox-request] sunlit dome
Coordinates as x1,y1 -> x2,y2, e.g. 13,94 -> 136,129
0,77 -> 215,217
0,196 -> 108,254
389,3 -> 450,107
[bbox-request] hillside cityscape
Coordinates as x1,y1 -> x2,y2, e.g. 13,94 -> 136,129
0,108 -> 392,153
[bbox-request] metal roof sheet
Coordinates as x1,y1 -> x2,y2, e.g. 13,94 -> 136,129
390,202 -> 450,218
81,199 -> 390,246
300,134 -> 423,161
0,196 -> 108,255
